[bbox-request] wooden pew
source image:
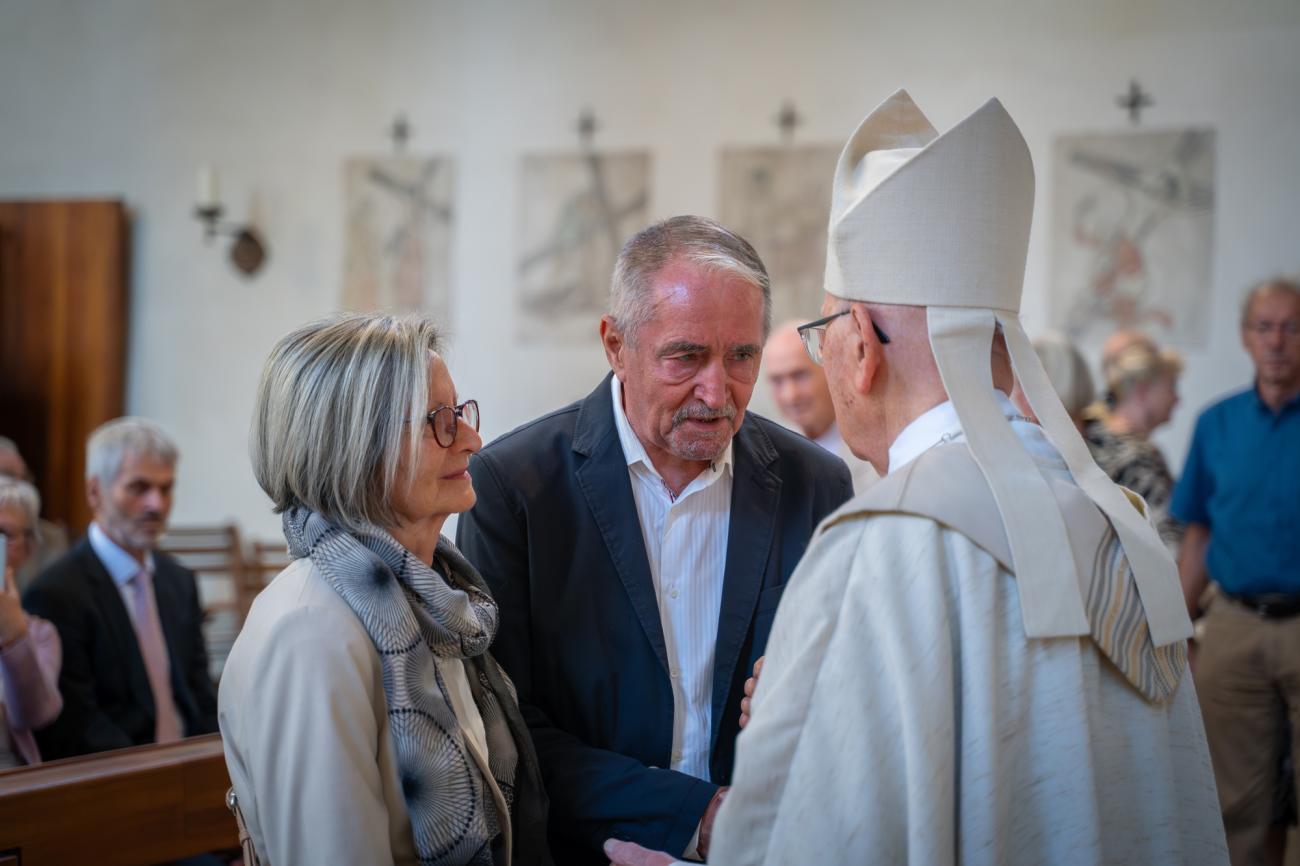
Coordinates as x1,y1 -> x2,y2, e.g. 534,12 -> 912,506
0,734 -> 237,865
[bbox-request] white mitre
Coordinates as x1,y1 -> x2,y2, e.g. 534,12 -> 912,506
825,90 -> 1191,646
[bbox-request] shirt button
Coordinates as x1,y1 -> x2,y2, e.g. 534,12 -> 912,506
670,669 -> 680,679
672,750 -> 682,763
670,589 -> 679,599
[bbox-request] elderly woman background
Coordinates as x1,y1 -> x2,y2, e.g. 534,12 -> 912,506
0,478 -> 62,767
219,314 -> 550,866
1083,331 -> 1185,548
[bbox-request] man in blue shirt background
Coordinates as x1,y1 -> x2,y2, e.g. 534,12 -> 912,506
1173,276 -> 1300,866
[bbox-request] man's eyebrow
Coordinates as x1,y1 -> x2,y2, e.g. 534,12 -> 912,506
730,343 -> 761,355
658,341 -> 708,357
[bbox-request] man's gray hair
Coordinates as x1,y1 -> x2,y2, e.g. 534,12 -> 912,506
0,436 -> 18,458
86,417 -> 179,489
1031,332 -> 1096,419
1241,276 -> 1300,328
0,477 -> 40,528
609,215 -> 771,343
251,312 -> 441,534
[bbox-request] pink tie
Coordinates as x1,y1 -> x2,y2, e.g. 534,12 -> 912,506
127,570 -> 183,743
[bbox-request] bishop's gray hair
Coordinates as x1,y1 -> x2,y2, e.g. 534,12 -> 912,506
250,312 -> 441,534
609,215 -> 771,343
86,417 -> 179,490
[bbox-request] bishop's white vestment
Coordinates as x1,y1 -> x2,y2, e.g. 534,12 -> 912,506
705,402 -> 1228,866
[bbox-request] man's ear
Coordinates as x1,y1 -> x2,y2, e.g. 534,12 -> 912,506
86,476 -> 102,513
846,304 -> 884,397
600,316 -> 628,378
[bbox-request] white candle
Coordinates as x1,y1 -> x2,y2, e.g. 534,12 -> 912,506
196,164 -> 219,208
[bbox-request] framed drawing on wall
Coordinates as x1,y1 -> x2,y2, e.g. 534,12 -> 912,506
1050,128 -> 1215,347
342,155 -> 454,322
516,151 -> 650,342
719,144 -> 840,326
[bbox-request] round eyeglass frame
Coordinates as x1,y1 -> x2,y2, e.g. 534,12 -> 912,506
426,400 -> 480,448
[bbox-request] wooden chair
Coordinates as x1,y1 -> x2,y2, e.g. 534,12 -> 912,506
156,525 -> 248,682
243,538 -> 293,615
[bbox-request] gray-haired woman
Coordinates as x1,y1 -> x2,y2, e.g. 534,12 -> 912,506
219,314 -> 550,866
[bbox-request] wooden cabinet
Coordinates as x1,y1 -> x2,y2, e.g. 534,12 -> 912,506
0,200 -> 129,536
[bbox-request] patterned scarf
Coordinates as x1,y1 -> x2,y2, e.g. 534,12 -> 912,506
283,506 -> 529,865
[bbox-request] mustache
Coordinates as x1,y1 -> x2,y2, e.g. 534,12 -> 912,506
671,401 -> 736,428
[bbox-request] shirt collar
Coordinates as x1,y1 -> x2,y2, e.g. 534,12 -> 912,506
887,390 -> 1062,475
1252,381 -> 1300,416
88,521 -> 154,586
610,374 -> 734,483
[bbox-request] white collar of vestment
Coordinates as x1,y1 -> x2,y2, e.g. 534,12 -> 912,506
610,374 -> 733,499
887,391 -> 1064,475
89,521 -> 155,586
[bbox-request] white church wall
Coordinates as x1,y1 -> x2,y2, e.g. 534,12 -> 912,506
1,0 -> 1297,540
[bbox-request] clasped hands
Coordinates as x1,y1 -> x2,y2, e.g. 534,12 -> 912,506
604,657 -> 764,865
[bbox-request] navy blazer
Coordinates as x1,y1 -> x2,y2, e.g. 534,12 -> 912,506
457,375 -> 853,863
23,536 -> 219,759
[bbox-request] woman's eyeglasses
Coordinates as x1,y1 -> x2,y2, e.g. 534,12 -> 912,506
426,400 -> 480,448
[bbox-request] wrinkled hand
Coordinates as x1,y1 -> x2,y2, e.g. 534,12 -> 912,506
603,839 -> 678,866
0,567 -> 29,648
738,655 -> 764,729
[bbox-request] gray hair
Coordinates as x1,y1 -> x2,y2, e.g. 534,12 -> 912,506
86,417 -> 179,489
1241,276 -> 1300,328
0,436 -> 17,458
610,215 -> 771,343
0,477 -> 40,528
251,312 -> 441,534
1031,332 -> 1096,419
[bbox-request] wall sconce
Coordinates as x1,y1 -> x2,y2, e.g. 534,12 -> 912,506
193,164 -> 268,277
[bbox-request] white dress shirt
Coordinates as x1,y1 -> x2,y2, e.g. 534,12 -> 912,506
610,375 -> 732,782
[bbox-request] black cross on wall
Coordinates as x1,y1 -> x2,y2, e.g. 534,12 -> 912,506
1117,80 -> 1153,126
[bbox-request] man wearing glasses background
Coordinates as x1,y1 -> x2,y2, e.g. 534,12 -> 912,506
457,215 -> 853,865
1173,277 -> 1300,865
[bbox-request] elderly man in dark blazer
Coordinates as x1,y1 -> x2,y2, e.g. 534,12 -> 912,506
24,418 -> 216,759
458,216 -> 854,865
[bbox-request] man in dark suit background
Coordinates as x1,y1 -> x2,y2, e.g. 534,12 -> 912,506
24,417 -> 217,759
458,216 -> 854,864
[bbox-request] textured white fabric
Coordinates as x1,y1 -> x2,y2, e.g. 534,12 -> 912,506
706,423 -> 1227,866
824,90 -> 1030,313
611,375 -> 732,782
812,422 -> 877,493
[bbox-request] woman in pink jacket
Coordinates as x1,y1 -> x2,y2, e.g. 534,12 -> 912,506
0,477 -> 63,767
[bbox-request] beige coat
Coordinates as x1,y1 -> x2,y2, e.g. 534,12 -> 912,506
219,557 -> 510,866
